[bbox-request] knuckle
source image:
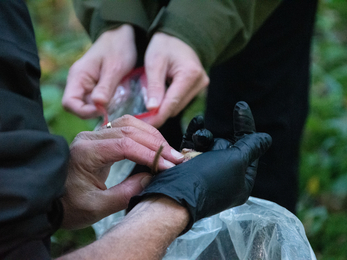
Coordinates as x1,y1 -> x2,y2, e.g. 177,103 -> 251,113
108,61 -> 123,74
120,126 -> 134,136
95,84 -> 109,93
186,62 -> 203,78
154,127 -> 163,137
169,96 -> 181,107
112,140 -> 126,160
68,61 -> 82,75
153,138 -> 167,151
119,182 -> 135,207
69,139 -> 89,158
171,109 -> 181,118
119,137 -> 131,153
75,131 -> 90,141
167,96 -> 182,116
146,53 -> 163,69
202,74 -> 210,87
145,150 -> 157,168
118,114 -> 134,125
148,80 -> 163,91
61,97 -> 70,109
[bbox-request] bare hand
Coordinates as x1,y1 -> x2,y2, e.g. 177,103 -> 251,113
143,32 -> 209,128
61,115 -> 184,229
62,25 -> 137,119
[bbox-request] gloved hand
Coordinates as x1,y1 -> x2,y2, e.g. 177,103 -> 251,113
128,101 -> 272,232
180,115 -> 214,152
181,101 -> 257,152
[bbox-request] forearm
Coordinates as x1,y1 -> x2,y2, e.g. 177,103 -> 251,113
156,0 -> 281,69
73,0 -> 149,41
58,196 -> 189,260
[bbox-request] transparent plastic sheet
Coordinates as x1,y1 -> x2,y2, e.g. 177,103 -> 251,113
94,67 -> 149,129
92,68 -> 316,259
93,68 -> 148,238
92,159 -> 133,238
164,197 -> 316,260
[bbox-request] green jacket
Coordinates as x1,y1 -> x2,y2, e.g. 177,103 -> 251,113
73,0 -> 280,70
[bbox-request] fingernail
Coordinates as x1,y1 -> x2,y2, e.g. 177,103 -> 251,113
147,97 -> 158,109
92,91 -> 107,101
140,176 -> 152,188
164,159 -> 176,169
171,149 -> 184,160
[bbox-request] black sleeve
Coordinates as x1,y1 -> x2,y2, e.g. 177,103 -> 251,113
0,1 -> 69,258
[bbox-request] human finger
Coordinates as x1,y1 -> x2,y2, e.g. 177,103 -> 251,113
62,59 -> 101,118
165,68 -> 208,117
79,137 -> 179,171
211,138 -> 232,151
180,115 -> 205,150
93,115 -> 184,163
233,101 -> 256,139
148,67 -> 208,128
231,133 -> 272,169
101,172 -> 152,214
90,60 -> 131,107
82,127 -> 183,165
144,53 -> 167,111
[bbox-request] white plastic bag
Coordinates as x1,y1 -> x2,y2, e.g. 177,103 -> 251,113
164,197 -> 316,260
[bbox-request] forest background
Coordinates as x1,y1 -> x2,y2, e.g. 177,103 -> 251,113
26,0 -> 347,259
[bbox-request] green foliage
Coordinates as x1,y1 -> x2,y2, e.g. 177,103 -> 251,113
27,0 -> 347,258
309,213 -> 347,259
298,0 -> 347,258
28,0 -> 96,143
51,227 -> 96,257
41,84 -> 98,143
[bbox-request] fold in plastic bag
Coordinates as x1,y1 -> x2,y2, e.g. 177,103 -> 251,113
164,197 -> 316,260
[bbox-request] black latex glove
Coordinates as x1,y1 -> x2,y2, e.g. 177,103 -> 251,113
128,101 -> 272,232
181,101 -> 256,152
180,115 -> 214,152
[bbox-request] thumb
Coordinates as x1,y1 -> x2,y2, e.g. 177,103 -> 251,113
233,133 -> 272,190
233,132 -> 272,166
145,59 -> 167,111
233,101 -> 256,138
102,173 -> 152,214
91,62 -> 129,106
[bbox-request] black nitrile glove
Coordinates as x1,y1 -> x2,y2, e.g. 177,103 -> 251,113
212,100 -> 257,150
180,115 -> 214,152
128,101 -> 272,232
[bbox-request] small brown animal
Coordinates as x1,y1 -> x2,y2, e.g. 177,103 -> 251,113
151,146 -> 202,175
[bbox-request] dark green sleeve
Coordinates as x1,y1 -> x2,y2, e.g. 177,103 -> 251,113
73,0 -> 150,41
152,0 -> 281,70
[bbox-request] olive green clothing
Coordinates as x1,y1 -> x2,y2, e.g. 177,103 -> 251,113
73,0 -> 280,70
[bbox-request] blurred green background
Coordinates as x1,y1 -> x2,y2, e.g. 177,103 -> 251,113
26,0 -> 347,259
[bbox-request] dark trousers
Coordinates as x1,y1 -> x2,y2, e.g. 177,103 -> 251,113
157,0 -> 318,214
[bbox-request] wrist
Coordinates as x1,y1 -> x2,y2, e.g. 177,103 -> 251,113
96,196 -> 189,260
99,24 -> 135,42
58,196 -> 190,259
127,195 -> 190,236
